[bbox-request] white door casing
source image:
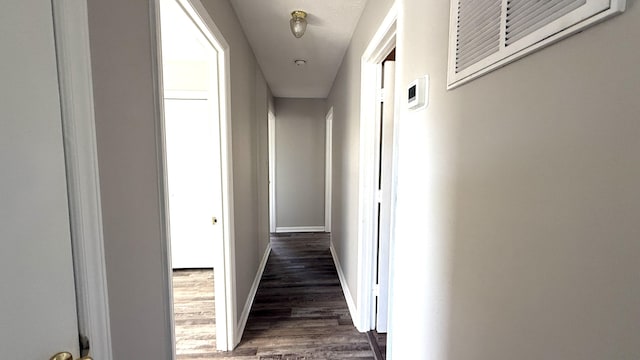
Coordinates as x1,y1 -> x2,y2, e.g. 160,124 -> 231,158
356,3 -> 397,333
161,0 -> 221,270
325,108 -> 334,233
53,0 -> 113,357
0,1 -> 80,357
268,111 -> 277,233
376,60 -> 396,332
153,0 -> 238,351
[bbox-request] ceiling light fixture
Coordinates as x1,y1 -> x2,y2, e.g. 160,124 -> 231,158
290,10 -> 307,38
294,59 -> 307,66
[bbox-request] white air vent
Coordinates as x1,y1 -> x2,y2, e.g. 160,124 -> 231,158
455,0 -> 501,73
505,0 -> 586,45
448,0 -> 626,89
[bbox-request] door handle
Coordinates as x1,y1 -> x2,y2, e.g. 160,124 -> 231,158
212,216 -> 218,225
50,352 -> 92,360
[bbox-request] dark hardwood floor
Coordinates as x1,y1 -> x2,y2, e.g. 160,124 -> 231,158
374,332 -> 386,359
172,232 -> 377,359
366,330 -> 387,360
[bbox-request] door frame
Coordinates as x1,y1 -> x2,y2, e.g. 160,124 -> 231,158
53,1 -> 113,358
356,3 -> 398,332
375,59 -> 396,333
268,110 -> 277,233
324,107 -> 334,233
150,0 -> 238,351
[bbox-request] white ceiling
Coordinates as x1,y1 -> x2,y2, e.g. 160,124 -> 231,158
229,0 -> 368,98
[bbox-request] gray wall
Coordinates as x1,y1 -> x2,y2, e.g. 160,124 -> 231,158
329,0 -> 640,359
198,0 -> 272,320
87,0 -> 271,357
87,2 -> 170,358
326,0 -> 395,313
274,98 -> 326,229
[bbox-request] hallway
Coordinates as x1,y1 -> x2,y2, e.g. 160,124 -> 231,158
175,232 -> 375,359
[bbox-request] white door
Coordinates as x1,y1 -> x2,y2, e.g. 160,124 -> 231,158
0,1 -> 81,358
376,60 -> 396,332
160,0 -> 222,270
164,98 -> 220,268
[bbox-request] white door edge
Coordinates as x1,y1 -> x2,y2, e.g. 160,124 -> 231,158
356,2 -> 398,333
53,1 -> 113,358
376,60 -> 396,333
268,111 -> 277,233
324,107 -> 334,233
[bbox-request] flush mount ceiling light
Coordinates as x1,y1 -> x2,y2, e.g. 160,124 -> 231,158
294,59 -> 307,66
290,10 -> 307,38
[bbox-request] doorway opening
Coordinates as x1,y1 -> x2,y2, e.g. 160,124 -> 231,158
156,0 -> 236,354
356,4 -> 397,359
368,48 -> 396,358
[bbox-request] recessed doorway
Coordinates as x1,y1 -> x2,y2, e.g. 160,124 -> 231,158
156,0 -> 236,354
356,5 -> 398,359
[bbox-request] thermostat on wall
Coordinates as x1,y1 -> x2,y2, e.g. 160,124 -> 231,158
408,75 -> 429,110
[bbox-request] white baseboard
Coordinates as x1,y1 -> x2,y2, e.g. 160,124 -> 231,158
275,226 -> 326,233
236,242 -> 271,340
329,241 -> 359,327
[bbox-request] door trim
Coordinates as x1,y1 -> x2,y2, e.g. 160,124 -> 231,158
324,107 -> 333,233
150,0 -> 238,351
53,1 -> 113,358
356,3 -> 397,332
268,111 -> 277,233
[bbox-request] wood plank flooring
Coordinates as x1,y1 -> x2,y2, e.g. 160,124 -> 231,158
374,332 -> 386,359
172,232 -> 376,359
366,331 -> 387,360
173,269 -> 216,357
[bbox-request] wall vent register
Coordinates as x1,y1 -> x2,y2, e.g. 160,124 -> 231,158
447,0 -> 626,89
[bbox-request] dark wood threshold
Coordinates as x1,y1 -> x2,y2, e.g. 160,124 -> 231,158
366,331 -> 385,360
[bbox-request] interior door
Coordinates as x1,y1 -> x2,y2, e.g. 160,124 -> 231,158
161,0 -> 222,270
0,1 -> 81,358
376,60 -> 396,332
164,97 -> 219,269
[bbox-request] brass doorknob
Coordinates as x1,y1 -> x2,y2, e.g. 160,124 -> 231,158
50,352 -> 93,360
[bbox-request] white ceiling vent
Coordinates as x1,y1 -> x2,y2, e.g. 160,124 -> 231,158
448,0 -> 626,89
